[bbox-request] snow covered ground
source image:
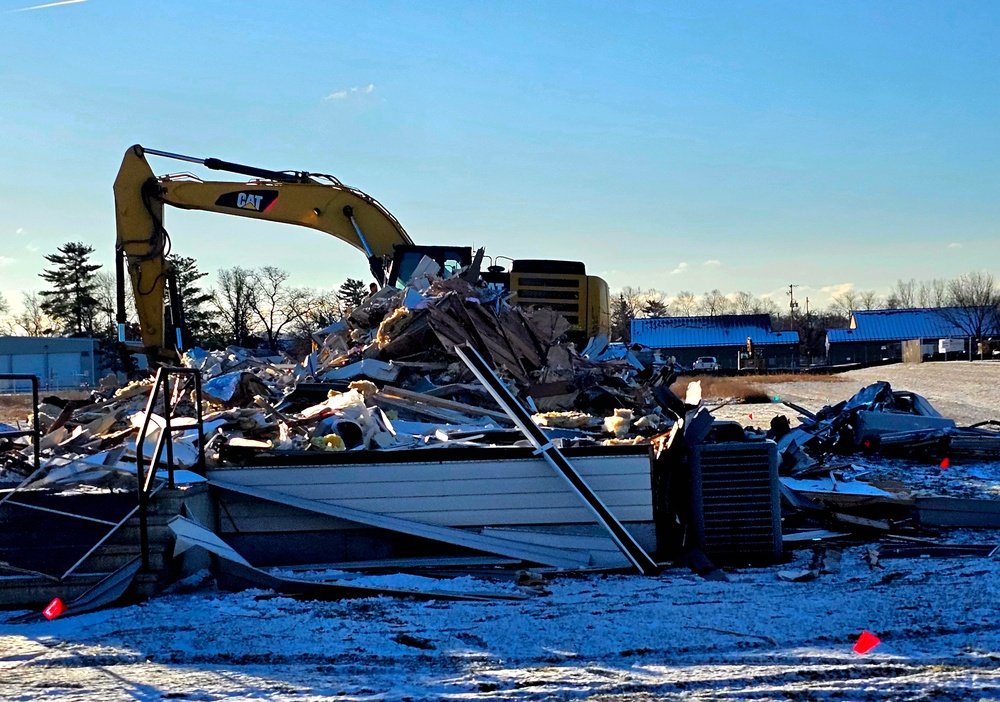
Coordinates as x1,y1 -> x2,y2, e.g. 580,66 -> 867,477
1,362 -> 999,701
2,544 -> 999,701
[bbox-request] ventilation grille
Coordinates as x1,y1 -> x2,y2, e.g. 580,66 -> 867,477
690,441 -> 781,565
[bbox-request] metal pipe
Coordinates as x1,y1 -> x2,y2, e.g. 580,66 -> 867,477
4,500 -> 118,526
115,246 -> 128,345
193,371 -> 206,472
140,148 -> 206,165
0,462 -> 47,509
342,206 -> 386,285
31,376 -> 39,473
166,267 -> 185,354
136,368 -> 165,572
163,376 -> 175,490
59,482 -> 165,581
342,205 -> 374,258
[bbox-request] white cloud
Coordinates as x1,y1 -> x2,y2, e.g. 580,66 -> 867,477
0,256 -> 15,267
820,282 -> 855,297
324,84 -> 376,101
25,244 -> 39,253
15,227 -> 25,235
10,0 -> 87,12
947,242 -> 962,249
669,262 -> 689,275
702,260 -> 721,267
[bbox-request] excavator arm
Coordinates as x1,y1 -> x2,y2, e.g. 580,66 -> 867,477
113,145 -> 412,363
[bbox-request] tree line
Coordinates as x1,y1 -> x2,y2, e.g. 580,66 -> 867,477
0,241 -> 371,356
609,272 -> 1000,355
3,241 -> 999,361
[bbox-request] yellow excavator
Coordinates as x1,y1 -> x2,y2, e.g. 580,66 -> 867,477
114,145 -> 610,366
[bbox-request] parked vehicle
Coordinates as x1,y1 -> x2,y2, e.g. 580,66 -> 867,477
692,356 -> 722,371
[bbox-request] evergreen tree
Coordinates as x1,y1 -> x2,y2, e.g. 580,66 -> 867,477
38,242 -> 102,336
168,255 -> 220,346
337,278 -> 368,313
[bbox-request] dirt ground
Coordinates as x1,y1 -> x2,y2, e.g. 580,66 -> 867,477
0,395 -> 34,426
711,360 -> 1000,430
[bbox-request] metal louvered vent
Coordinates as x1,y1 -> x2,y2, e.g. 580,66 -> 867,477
690,440 -> 781,566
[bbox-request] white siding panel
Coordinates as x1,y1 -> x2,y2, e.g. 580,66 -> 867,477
209,454 -> 650,488
208,451 -> 654,528
390,506 -> 652,526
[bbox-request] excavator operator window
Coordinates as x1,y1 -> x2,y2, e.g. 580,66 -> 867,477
388,245 -> 473,289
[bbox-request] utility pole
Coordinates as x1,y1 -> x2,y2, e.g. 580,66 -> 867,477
787,284 -> 800,320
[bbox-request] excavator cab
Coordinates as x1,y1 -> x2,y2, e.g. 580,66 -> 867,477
386,245 -> 472,288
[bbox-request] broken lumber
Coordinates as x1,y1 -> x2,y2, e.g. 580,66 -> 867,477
379,385 -> 512,424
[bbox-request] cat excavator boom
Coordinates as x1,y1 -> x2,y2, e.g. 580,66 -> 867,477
114,145 -> 609,367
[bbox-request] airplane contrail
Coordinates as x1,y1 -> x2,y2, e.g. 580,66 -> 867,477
11,0 -> 89,12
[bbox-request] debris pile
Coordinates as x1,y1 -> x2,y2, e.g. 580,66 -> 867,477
2,263 -> 998,611
773,381 -> 1000,550
2,273 -> 691,481
774,381 -> 1000,470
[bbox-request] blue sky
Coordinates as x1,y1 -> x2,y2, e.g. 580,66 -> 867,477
2,0 -> 999,312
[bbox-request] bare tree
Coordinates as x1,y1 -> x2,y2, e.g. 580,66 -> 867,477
753,295 -> 780,316
939,271 -> 1000,358
250,266 -> 321,353
672,291 -> 699,316
92,271 -> 118,338
0,291 -> 8,318
830,291 -> 860,317
214,267 -> 259,347
733,291 -> 757,315
885,279 -> 916,309
699,289 -> 733,316
3,292 -> 50,336
857,290 -> 882,311
288,290 -> 344,351
917,279 -> 948,308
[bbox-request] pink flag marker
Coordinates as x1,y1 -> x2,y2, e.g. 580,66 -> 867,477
42,597 -> 65,620
853,630 -> 881,654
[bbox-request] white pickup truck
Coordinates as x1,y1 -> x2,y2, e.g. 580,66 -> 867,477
691,356 -> 722,371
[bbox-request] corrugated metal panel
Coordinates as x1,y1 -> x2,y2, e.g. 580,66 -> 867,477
0,337 -> 97,391
827,307 -> 1000,344
0,337 -> 97,355
631,315 -> 799,349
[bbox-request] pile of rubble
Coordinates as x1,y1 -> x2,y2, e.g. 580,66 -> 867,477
1,258 -> 997,604
772,382 -> 1000,560
1,264 -> 692,481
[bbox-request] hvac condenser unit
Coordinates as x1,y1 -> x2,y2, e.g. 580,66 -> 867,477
689,430 -> 781,566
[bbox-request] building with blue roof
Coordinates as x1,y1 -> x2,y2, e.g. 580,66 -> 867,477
631,315 -> 800,370
826,307 -> 1000,364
